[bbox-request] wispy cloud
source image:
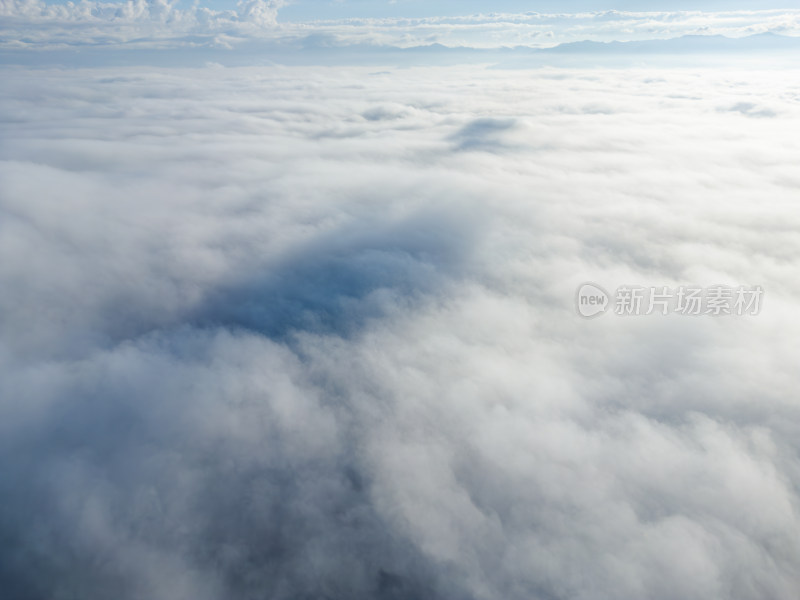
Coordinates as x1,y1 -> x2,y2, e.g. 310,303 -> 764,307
1,3 -> 800,53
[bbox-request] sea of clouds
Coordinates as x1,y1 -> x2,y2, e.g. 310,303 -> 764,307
1,60 -> 800,599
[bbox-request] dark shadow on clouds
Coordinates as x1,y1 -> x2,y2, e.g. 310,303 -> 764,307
718,102 -> 777,118
450,117 -> 519,152
0,328 -> 460,600
189,206 -> 480,342
0,200 -> 483,600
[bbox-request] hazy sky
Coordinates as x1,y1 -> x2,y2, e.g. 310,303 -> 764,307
31,0 -> 800,20
4,0 -> 800,61
276,0 -> 800,21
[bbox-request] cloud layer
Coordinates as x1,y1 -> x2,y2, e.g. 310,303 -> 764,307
0,0 -> 288,50
1,63 -> 800,599
2,3 -> 800,53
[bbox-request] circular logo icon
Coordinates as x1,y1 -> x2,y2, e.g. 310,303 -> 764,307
576,283 -> 610,319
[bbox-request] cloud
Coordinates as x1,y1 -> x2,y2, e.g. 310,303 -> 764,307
0,0 -> 288,52
450,117 -> 520,151
236,0 -> 286,27
1,4 -> 800,55
1,62 -> 800,599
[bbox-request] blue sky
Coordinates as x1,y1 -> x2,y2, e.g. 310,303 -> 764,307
269,1 -> 795,21
280,1 -> 792,20
35,0 -> 800,20
9,0 -> 800,58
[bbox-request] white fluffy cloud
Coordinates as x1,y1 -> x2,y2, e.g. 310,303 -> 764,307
290,9 -> 800,49
1,3 -> 800,52
1,63 -> 800,599
0,0 -> 288,50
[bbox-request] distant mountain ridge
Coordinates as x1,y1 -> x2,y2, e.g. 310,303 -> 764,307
3,31 -> 798,68
292,31 -> 800,56
539,32 -> 800,54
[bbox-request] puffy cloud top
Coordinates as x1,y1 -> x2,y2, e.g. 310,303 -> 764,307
1,62 -> 800,599
1,2 -> 799,54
